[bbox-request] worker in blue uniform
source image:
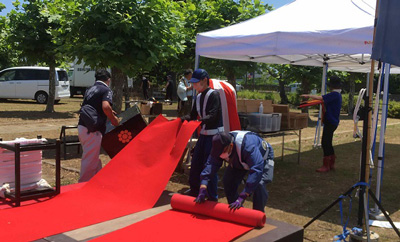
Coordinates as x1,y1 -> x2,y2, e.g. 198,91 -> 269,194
181,69 -> 223,201
195,131 -> 274,212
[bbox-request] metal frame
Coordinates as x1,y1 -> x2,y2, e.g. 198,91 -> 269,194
59,125 -> 81,160
260,129 -> 302,164
0,140 -> 61,207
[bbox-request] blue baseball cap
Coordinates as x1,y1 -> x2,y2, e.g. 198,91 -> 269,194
189,69 -> 209,83
210,133 -> 233,159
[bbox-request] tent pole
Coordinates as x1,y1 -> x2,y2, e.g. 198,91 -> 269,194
314,62 -> 328,148
195,54 -> 200,70
374,63 -> 390,215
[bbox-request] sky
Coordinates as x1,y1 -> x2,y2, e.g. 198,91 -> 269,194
0,0 -> 295,16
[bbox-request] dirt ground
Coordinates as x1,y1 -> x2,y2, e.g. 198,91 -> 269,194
1,97 -> 400,241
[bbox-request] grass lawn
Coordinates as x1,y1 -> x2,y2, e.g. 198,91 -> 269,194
1,97 -> 400,241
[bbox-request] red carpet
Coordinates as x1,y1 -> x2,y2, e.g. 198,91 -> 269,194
93,194 -> 266,242
0,117 -> 200,242
0,183 -> 85,210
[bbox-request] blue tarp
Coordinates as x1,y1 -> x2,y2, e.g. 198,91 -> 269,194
371,0 -> 400,66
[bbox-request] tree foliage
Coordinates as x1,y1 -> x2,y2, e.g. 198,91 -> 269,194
0,4 -> 21,70
70,0 -> 186,112
7,0 -> 73,112
158,0 -> 271,85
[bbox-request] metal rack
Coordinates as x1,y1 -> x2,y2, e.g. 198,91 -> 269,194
0,139 -> 61,207
59,125 -> 81,160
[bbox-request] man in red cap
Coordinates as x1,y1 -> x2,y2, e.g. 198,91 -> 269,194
194,131 -> 274,212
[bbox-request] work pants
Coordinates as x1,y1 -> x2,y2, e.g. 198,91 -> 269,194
189,134 -> 218,200
322,121 -> 338,156
165,89 -> 173,101
178,96 -> 192,117
78,125 -> 103,183
142,87 -> 149,100
223,160 -> 272,212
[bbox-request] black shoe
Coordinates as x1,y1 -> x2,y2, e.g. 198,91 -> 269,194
183,189 -> 198,197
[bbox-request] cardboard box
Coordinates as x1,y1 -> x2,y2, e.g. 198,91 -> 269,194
140,103 -> 151,115
246,104 -> 260,113
238,99 -> 273,113
272,104 -> 290,113
289,112 -> 309,129
262,105 -> 274,114
151,103 -> 163,115
281,113 -> 291,130
237,105 -> 247,113
237,99 -> 246,106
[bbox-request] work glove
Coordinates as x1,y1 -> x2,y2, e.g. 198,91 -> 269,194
229,192 -> 248,210
194,187 -> 207,204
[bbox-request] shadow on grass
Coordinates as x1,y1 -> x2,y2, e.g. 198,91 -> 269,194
0,111 -> 76,120
268,141 -> 400,227
0,99 -> 70,105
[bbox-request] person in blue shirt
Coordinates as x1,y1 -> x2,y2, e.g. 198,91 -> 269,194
194,131 -> 274,212
301,76 -> 342,173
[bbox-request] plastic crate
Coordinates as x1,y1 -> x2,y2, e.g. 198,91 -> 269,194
245,113 -> 281,133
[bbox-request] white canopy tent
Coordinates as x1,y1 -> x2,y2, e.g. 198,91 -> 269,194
195,0 -> 400,234
195,0 -> 400,147
196,0 -> 399,73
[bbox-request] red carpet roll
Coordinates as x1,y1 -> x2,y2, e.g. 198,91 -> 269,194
171,194 -> 266,227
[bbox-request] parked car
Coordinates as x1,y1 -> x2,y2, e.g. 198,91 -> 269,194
0,66 -> 70,104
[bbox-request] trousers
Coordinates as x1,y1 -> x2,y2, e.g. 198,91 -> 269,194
322,121 -> 338,156
189,134 -> 218,200
223,160 -> 272,212
78,125 -> 103,182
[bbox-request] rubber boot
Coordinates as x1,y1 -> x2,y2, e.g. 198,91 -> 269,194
329,155 -> 336,170
316,156 -> 331,172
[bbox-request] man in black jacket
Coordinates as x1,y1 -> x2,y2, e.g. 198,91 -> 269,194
78,69 -> 119,182
181,69 -> 223,201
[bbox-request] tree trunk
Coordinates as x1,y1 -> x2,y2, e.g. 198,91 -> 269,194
348,74 -> 355,116
111,67 -> 125,113
226,69 -> 236,90
300,77 -> 310,114
45,62 -> 56,113
278,79 -> 288,104
123,74 -> 130,111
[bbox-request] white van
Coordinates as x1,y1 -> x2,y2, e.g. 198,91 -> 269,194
0,66 -> 70,104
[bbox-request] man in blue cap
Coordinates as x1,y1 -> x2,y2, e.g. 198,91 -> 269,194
194,131 -> 274,212
181,69 -> 223,201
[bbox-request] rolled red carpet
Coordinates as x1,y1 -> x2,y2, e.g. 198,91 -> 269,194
93,194 -> 266,242
171,194 -> 266,227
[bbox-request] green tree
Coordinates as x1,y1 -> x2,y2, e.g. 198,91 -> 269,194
158,0 -> 271,88
0,4 -> 20,70
8,0 -> 73,112
70,0 -> 185,112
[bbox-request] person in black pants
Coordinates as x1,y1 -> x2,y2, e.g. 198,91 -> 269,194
180,69 -> 223,201
140,76 -> 150,100
165,75 -> 174,104
301,76 -> 342,172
